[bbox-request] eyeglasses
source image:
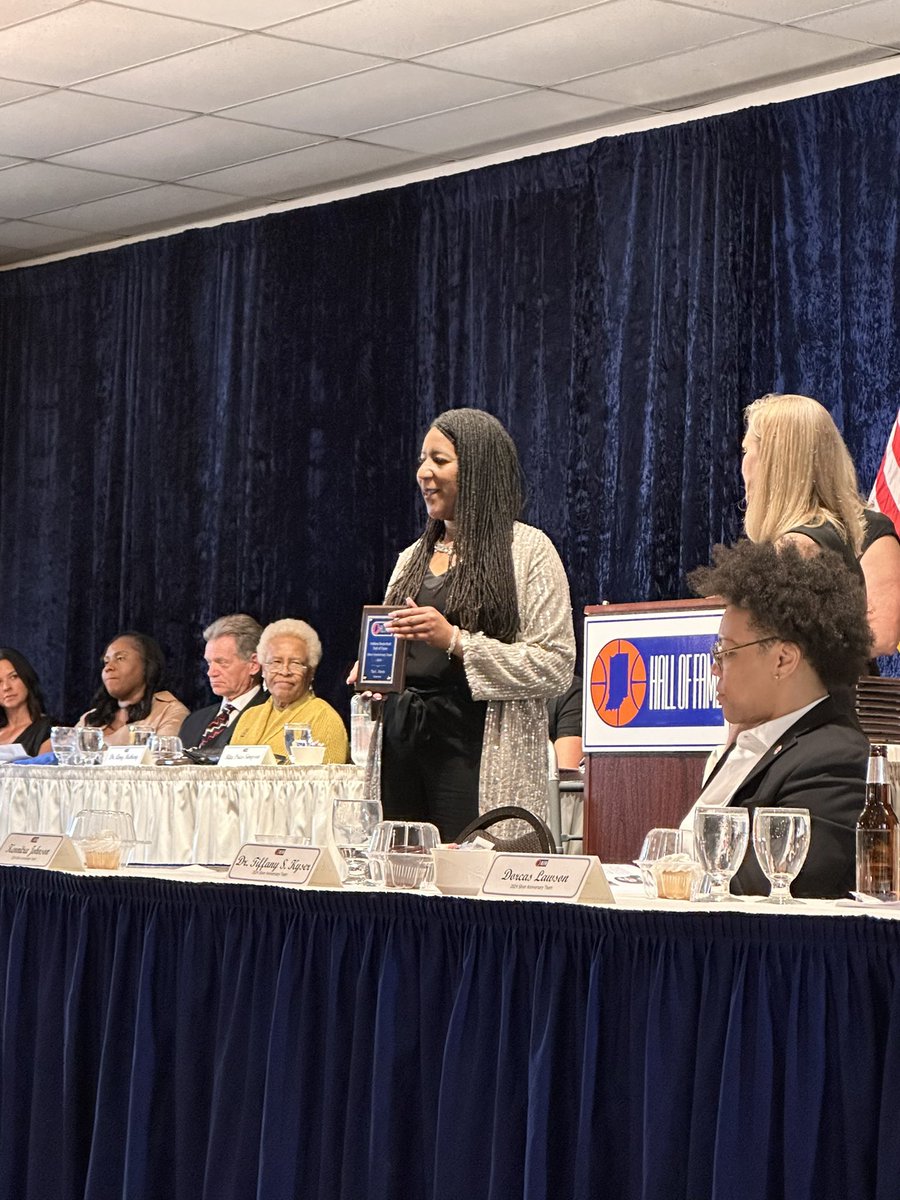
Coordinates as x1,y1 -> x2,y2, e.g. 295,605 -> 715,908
710,637 -> 776,667
261,659 -> 308,675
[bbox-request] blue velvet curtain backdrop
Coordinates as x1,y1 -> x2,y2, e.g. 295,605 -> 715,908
1,76 -> 899,721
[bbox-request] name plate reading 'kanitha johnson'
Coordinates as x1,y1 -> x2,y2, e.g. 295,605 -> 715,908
356,606 -> 408,693
227,843 -> 341,887
0,834 -> 84,872
480,854 -> 614,904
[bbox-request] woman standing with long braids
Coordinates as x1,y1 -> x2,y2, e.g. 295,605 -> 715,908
379,408 -> 575,840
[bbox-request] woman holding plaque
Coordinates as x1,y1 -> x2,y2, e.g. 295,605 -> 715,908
375,407 -> 575,841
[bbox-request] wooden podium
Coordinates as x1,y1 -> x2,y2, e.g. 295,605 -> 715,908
581,598 -> 721,863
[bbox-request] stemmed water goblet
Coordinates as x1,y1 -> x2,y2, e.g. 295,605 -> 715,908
752,807 -> 811,905
693,807 -> 749,901
332,798 -> 383,887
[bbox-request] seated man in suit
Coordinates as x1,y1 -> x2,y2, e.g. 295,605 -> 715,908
683,540 -> 872,899
180,614 -> 267,752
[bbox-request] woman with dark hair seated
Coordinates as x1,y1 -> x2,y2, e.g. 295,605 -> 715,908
0,648 -> 54,756
78,632 -> 189,746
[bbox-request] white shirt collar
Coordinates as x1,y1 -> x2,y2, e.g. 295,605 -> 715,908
220,684 -> 260,714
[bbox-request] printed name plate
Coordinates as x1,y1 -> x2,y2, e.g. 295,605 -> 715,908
0,834 -> 84,872
480,853 -> 613,903
102,745 -> 154,766
228,843 -> 341,887
218,744 -> 276,766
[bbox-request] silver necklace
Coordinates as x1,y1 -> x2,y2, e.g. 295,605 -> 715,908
434,540 -> 455,554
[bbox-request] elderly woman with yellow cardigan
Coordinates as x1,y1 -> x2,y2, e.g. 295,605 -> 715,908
231,619 -> 349,763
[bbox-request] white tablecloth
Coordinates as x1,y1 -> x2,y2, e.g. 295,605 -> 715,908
0,764 -> 365,863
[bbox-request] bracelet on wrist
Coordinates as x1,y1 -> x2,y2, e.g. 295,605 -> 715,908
446,626 -> 460,658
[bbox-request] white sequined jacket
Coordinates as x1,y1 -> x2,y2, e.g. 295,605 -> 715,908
385,521 -> 576,820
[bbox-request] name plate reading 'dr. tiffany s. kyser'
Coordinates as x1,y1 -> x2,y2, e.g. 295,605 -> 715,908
228,843 -> 341,887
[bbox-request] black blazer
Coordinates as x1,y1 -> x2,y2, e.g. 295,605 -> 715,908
179,686 -> 267,751
708,696 -> 869,899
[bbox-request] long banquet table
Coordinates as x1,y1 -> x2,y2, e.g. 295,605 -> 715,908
0,866 -> 898,1200
0,763 -> 365,862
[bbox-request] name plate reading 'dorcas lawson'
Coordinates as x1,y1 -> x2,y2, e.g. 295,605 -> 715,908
102,745 -> 154,766
480,854 -> 613,904
228,843 -> 341,887
218,744 -> 277,766
0,834 -> 84,872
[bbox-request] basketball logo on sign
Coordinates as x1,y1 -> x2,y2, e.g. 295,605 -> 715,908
590,639 -> 647,726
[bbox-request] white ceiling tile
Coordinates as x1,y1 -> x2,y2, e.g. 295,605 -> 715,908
418,0 -> 765,87
798,0 -> 900,49
112,0 -> 347,30
268,0 -> 608,59
0,2 -> 233,87
0,78 -> 48,105
186,139 -> 420,197
0,91 -> 191,158
222,63 -> 522,137
666,0 -> 869,19
76,32 -> 387,110
0,218 -> 86,248
52,115 -> 321,179
561,24 -> 894,107
356,89 -> 633,154
26,182 -> 247,232
0,161 -> 150,218
0,1 -> 72,33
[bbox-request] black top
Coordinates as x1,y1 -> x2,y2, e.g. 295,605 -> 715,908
405,569 -> 470,693
547,676 -> 582,741
861,508 -> 899,555
786,520 -> 862,579
2,715 -> 53,758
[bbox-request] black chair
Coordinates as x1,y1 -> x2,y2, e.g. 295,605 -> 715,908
455,805 -> 556,854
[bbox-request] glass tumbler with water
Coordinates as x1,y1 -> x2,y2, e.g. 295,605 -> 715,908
284,723 -> 313,761
332,798 -> 382,886
693,807 -> 749,901
350,694 -> 376,767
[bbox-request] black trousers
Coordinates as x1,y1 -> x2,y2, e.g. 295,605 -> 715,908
380,687 -> 487,842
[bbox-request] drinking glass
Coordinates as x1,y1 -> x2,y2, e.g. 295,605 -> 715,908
634,828 -> 686,897
752,807 -> 811,905
128,725 -> 153,746
331,798 -> 383,886
284,724 -> 313,760
68,809 -> 134,869
350,695 -> 376,766
693,807 -> 749,901
50,726 -> 78,765
76,726 -> 105,765
369,820 -> 440,890
148,734 -> 183,763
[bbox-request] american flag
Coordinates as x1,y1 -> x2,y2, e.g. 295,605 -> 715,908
869,408 -> 900,537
